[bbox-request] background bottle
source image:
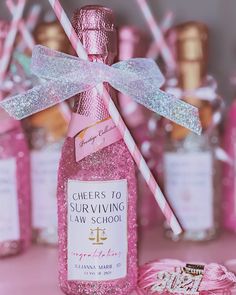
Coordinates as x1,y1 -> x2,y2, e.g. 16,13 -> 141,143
118,26 -> 161,229
0,21 -> 31,257
163,22 -> 221,241
223,100 -> 236,232
24,21 -> 71,245
57,6 -> 137,295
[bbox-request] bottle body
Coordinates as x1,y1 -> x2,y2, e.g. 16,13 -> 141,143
58,138 -> 137,295
0,124 -> 31,257
26,106 -> 67,245
223,101 -> 236,232
164,132 -> 220,241
163,22 -> 221,241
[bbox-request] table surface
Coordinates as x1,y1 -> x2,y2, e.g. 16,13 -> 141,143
1,227 -> 236,295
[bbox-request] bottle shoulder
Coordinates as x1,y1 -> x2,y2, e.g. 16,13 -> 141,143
59,138 -> 136,180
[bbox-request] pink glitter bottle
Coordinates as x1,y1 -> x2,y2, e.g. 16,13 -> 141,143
118,26 -> 160,229
0,111 -> 31,257
25,21 -> 71,246
0,21 -> 31,257
223,100 -> 236,232
57,6 -> 137,295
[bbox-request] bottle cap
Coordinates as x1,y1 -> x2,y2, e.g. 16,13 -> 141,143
174,22 -> 209,90
118,26 -> 149,60
170,22 -> 212,139
34,21 -> 72,53
175,21 -> 208,62
118,26 -> 150,128
72,5 -> 117,58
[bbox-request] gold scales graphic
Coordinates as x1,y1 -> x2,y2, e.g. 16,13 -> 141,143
89,227 -> 107,245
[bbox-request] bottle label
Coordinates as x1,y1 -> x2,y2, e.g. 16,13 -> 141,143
0,158 -> 19,242
164,152 -> 213,231
68,114 -> 122,162
31,150 -> 60,228
67,179 -> 128,281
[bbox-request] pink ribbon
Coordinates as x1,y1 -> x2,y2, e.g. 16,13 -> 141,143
0,45 -> 202,136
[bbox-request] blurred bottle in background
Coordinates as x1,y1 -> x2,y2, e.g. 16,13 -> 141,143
0,21 -> 31,257
118,26 -> 162,229
223,99 -> 236,232
163,22 -> 222,241
24,21 -> 71,246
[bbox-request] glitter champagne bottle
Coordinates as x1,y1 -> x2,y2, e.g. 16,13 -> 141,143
163,22 -> 221,241
57,6 -> 137,295
118,26 -> 160,229
25,21 -> 71,245
0,21 -> 31,257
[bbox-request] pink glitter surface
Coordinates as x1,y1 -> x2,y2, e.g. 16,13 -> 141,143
223,100 -> 236,231
0,125 -> 31,257
57,138 -> 137,295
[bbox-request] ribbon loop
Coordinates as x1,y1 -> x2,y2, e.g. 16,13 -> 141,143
0,45 -> 202,134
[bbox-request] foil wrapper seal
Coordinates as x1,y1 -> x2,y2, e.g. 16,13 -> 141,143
174,21 -> 209,90
175,21 -> 208,62
119,26 -> 149,60
72,5 -> 117,119
34,21 -> 72,53
72,5 -> 117,61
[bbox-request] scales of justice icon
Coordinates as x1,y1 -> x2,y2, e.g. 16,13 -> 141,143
89,227 -> 108,245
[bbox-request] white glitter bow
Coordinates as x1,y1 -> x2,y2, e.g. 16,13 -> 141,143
0,45 -> 201,134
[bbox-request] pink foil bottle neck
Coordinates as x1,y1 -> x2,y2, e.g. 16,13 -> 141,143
0,20 -> 20,134
119,26 -> 149,60
118,26 -> 150,128
72,5 -> 117,121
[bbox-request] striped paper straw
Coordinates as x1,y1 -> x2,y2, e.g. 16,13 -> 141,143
18,4 -> 41,52
0,0 -> 26,81
25,4 -> 41,31
7,0 -> 35,51
48,0 -> 182,235
136,0 -> 176,70
146,11 -> 174,59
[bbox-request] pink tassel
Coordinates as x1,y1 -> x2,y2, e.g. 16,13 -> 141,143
201,263 -> 236,291
138,259 -> 236,294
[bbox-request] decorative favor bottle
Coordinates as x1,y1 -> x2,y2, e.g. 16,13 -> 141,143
223,100 -> 236,232
25,21 -> 71,245
57,6 -> 137,295
0,111 -> 31,257
0,22 -> 31,257
118,26 -> 160,228
163,22 -> 221,241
